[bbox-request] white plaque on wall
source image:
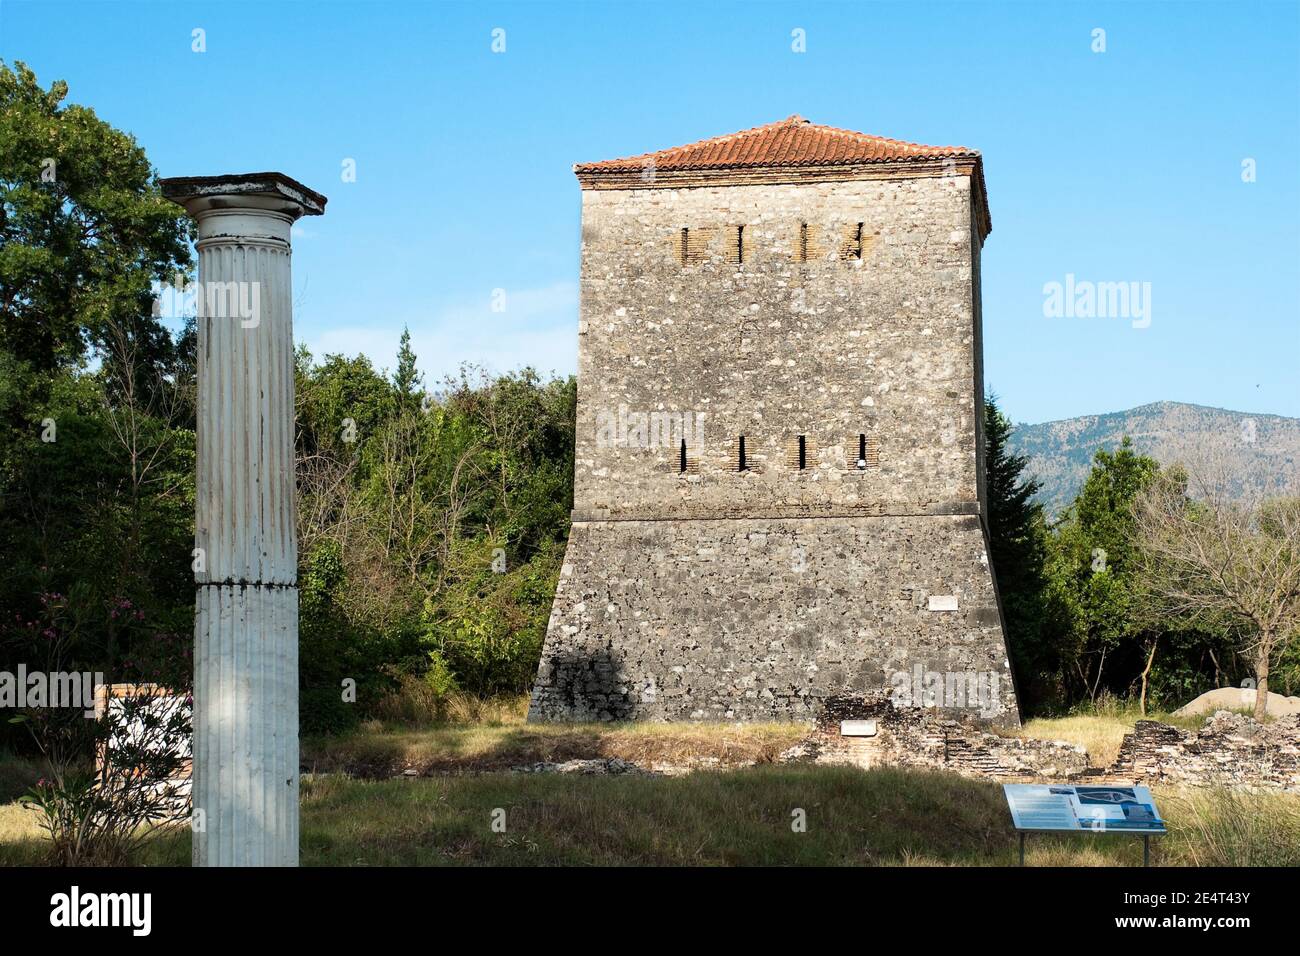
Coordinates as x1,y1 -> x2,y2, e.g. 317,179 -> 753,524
840,719 -> 878,737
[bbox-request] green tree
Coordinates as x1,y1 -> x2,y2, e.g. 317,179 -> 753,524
1044,439 -> 1160,707
0,59 -> 196,629
0,62 -> 194,713
295,347 -> 395,458
983,396 -> 1050,711
0,61 -> 191,381
392,326 -> 423,411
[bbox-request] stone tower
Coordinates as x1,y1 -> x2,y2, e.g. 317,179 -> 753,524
528,116 -> 1020,727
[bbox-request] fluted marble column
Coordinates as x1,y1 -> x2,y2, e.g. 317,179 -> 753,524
161,174 -> 327,866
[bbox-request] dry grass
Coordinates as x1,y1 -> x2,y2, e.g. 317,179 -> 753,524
302,711 -> 807,778
301,690 -> 1247,778
5,709 -> 1297,867
0,802 -> 40,856
1019,714 -> 1134,766
1162,786 -> 1300,866
0,756 -> 51,866
1019,701 -> 1208,767
315,695 -> 1214,777
6,767 -> 1292,867
5,698 -> 1291,867
369,688 -> 530,727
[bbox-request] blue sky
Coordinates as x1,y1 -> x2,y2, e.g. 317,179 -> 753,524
2,0 -> 1297,423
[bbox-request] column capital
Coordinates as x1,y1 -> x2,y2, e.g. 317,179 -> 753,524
161,171 -> 327,219
161,172 -> 327,246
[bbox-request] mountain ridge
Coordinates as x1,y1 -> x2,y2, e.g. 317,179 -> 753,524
1004,401 -> 1300,517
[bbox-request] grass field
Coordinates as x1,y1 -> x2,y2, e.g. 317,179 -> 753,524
3,703 -> 1296,867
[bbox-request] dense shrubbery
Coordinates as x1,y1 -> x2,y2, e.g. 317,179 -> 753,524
0,327 -> 575,738
292,340 -> 575,728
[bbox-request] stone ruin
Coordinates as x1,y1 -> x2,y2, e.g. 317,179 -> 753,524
1111,711 -> 1300,792
783,695 -> 1087,779
783,695 -> 1300,792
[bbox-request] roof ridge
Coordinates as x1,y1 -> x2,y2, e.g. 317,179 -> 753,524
798,121 -> 979,156
575,116 -> 979,172
641,115 -> 807,160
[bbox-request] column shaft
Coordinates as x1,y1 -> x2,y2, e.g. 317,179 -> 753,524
193,218 -> 299,866
163,174 -> 325,868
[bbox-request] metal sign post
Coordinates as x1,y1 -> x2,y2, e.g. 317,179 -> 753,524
1005,784 -> 1166,867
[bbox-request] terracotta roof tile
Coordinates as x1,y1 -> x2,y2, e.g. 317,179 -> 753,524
574,115 -> 978,173
574,115 -> 992,239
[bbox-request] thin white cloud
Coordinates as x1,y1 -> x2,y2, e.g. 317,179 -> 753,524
303,281 -> 578,383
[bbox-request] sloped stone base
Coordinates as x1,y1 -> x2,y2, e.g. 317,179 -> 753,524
528,514 -> 1020,726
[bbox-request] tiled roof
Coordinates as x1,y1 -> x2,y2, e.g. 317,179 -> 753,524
574,115 -> 979,173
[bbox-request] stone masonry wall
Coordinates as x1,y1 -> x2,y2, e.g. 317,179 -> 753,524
529,168 -> 1020,724
783,696 -> 1088,779
1110,712 -> 1300,791
572,175 -> 982,520
784,698 -> 1300,793
528,514 -> 1019,725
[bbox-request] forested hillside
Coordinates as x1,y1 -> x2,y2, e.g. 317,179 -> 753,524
1007,402 -> 1300,516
